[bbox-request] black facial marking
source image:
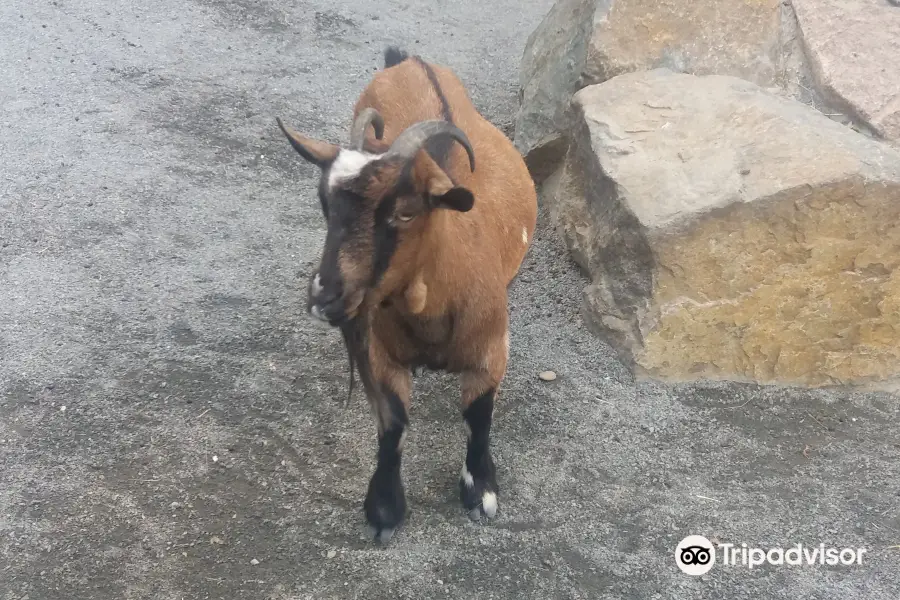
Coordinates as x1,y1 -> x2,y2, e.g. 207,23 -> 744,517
329,189 -> 365,229
314,188 -> 369,320
371,194 -> 399,287
317,200 -> 351,288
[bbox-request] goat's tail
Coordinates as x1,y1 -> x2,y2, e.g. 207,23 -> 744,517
384,46 -> 409,69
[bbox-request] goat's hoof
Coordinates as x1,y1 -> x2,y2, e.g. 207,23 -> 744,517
459,459 -> 499,521
367,525 -> 397,544
463,489 -> 498,521
364,466 -> 406,542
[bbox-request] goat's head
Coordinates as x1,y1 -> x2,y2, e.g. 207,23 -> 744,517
277,109 -> 476,326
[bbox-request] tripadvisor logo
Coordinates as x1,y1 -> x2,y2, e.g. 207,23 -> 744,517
675,535 -> 716,575
675,535 -> 867,575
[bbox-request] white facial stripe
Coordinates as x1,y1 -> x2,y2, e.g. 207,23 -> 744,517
327,149 -> 381,190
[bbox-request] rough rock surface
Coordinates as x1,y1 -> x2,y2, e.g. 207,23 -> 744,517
514,0 -> 814,180
793,0 -> 900,143
544,68 -> 900,390
514,0 -> 601,181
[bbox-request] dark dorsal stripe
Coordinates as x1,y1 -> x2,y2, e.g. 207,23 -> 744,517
411,56 -> 454,170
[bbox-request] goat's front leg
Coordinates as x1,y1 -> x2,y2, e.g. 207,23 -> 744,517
459,328 -> 508,521
363,351 -> 412,543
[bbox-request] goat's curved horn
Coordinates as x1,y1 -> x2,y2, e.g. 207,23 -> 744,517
349,108 -> 385,150
384,120 -> 475,172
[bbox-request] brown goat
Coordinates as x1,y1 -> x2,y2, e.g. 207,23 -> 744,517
275,47 -> 537,542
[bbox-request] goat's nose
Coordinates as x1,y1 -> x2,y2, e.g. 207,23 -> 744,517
308,272 -> 343,322
309,272 -> 339,304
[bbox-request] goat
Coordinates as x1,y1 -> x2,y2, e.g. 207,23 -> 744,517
275,47 -> 537,542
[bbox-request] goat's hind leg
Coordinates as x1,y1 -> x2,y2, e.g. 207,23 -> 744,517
362,355 -> 412,543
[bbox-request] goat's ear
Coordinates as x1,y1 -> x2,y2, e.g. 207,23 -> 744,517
276,117 -> 339,168
431,186 -> 474,212
413,152 -> 475,212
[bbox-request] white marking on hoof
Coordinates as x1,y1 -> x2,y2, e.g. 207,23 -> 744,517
376,527 -> 395,544
311,273 -> 323,296
481,491 -> 498,518
368,524 -> 397,544
521,227 -> 528,245
461,464 -> 474,488
328,150 -> 381,189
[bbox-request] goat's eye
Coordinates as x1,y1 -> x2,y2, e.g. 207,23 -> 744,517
395,212 -> 416,223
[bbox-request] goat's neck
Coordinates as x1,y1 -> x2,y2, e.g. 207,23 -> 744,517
404,208 -> 462,316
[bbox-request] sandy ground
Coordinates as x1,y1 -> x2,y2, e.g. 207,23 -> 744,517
2,0 -> 900,598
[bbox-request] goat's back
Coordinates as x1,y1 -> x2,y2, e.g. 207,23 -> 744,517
353,56 -> 537,292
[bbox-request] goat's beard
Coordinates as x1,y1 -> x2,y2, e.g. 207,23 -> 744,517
338,311 -> 375,407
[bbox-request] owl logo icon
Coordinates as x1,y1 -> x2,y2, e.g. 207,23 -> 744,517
675,535 -> 716,575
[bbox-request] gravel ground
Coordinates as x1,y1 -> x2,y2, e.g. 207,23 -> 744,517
2,0 -> 899,598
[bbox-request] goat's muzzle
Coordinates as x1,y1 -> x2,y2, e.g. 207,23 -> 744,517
306,271 -> 365,328
307,272 -> 345,327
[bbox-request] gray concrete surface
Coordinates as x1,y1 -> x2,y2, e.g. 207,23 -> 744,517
1,0 -> 899,598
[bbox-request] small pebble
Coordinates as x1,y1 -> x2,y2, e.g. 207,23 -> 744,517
326,550 -> 337,559
539,371 -> 557,382
212,455 -> 219,462
59,405 -> 66,412
250,558 -> 259,565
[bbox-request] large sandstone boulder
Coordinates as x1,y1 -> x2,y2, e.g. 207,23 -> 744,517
793,0 -> 900,144
544,69 -> 900,390
514,0 -> 815,181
